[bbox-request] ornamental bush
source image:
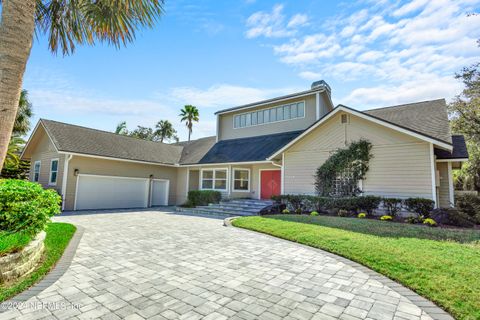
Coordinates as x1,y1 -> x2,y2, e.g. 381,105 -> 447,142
187,190 -> 221,207
382,198 -> 403,217
355,196 -> 382,214
357,213 -> 366,218
0,179 -> 61,236
282,209 -> 290,214
380,215 -> 393,221
423,218 -> 437,227
310,211 -> 319,216
455,194 -> 480,224
404,198 -> 435,218
430,208 -> 475,228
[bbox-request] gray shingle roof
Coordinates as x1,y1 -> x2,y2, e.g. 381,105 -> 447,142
197,131 -> 303,164
434,135 -> 469,159
364,99 -> 452,144
175,136 -> 217,164
41,119 -> 183,165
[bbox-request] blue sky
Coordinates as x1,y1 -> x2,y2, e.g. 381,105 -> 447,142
24,0 -> 480,141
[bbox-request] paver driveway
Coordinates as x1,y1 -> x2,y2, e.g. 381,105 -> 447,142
2,210 -> 445,320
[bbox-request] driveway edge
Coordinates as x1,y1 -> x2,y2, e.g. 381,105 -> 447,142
224,217 -> 454,320
1,225 -> 85,305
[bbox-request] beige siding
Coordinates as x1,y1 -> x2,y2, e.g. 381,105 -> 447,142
284,112 -> 435,200
218,94 -> 328,141
64,156 -> 179,210
437,162 -> 451,207
185,163 -> 279,200
28,128 -> 65,195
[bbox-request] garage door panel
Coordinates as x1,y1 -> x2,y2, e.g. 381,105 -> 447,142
151,180 -> 169,206
76,175 -> 149,210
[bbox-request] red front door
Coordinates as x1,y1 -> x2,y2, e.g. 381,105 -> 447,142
261,170 -> 281,199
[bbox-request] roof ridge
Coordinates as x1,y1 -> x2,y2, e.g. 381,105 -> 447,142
364,98 -> 446,112
41,118 -> 183,149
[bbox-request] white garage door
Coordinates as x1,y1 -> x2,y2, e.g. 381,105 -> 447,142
151,179 -> 169,206
75,174 -> 149,210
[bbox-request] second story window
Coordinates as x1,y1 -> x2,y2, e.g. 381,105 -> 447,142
233,101 -> 305,129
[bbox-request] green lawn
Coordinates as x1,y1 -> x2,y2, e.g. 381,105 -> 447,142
0,223 -> 76,302
0,231 -> 33,256
232,215 -> 480,320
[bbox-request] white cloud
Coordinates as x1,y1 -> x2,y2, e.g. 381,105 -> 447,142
246,0 -> 480,107
287,14 -> 308,28
298,71 -> 322,80
342,74 -> 464,109
245,4 -> 308,38
165,84 -> 300,109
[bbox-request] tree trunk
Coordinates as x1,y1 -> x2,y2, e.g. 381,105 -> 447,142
0,0 -> 36,169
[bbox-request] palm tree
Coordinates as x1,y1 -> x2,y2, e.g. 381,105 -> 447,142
5,136 -> 25,167
155,120 -> 179,143
115,121 -> 128,135
179,105 -> 199,141
0,1 -> 165,169
13,90 -> 33,136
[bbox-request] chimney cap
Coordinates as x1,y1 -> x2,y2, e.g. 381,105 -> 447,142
311,80 -> 331,92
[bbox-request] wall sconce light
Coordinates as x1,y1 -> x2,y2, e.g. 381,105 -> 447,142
74,169 -> 79,176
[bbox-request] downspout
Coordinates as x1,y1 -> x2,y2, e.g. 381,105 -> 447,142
61,154 -> 73,211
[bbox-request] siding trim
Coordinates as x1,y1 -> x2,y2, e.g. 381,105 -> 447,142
268,106 -> 453,160
429,143 -> 438,207
315,92 -> 320,120
281,153 -> 285,194
61,154 -> 72,210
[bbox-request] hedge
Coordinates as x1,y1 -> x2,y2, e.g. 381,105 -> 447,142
272,195 -> 438,217
187,190 -> 222,207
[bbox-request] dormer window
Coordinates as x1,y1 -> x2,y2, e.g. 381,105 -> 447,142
233,101 -> 305,129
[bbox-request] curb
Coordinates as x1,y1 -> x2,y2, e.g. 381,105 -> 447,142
0,225 -> 85,308
224,217 -> 454,320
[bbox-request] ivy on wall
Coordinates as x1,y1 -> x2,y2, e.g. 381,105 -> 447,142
314,139 -> 373,197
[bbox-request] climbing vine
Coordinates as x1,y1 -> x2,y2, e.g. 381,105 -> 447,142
314,139 -> 373,197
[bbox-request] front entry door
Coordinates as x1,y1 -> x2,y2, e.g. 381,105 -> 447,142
260,170 -> 281,199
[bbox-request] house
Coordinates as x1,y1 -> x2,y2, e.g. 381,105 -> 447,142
21,81 -> 469,211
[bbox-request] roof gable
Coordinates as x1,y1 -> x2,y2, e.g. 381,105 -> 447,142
268,103 -> 453,160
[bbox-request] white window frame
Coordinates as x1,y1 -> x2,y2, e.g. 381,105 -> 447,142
232,168 -> 250,192
233,100 -> 306,129
33,160 -> 41,182
49,158 -> 59,186
200,168 -> 228,191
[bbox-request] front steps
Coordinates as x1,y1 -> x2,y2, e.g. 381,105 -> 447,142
176,199 -> 274,217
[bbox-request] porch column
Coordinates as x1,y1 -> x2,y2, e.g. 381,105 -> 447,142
448,162 -> 454,206
429,143 -> 438,208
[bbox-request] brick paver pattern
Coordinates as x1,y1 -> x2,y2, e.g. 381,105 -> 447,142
2,210 -> 437,320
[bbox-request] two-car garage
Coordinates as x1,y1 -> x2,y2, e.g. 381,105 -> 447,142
74,174 -> 169,210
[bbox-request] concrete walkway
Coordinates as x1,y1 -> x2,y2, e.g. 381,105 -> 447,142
1,210 -> 449,320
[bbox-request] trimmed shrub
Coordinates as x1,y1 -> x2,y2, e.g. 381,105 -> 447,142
0,179 -> 61,235
382,198 -> 403,217
357,213 -> 366,218
430,208 -> 476,228
356,196 -> 382,214
282,209 -> 290,214
455,194 -> 480,224
310,211 -> 319,216
187,190 -> 221,207
404,198 -> 435,218
423,218 -> 437,227
380,215 -> 393,221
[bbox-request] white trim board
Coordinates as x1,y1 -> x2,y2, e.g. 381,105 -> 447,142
48,158 -> 59,186
267,105 -> 453,160
436,158 -> 468,162
215,89 -> 325,115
